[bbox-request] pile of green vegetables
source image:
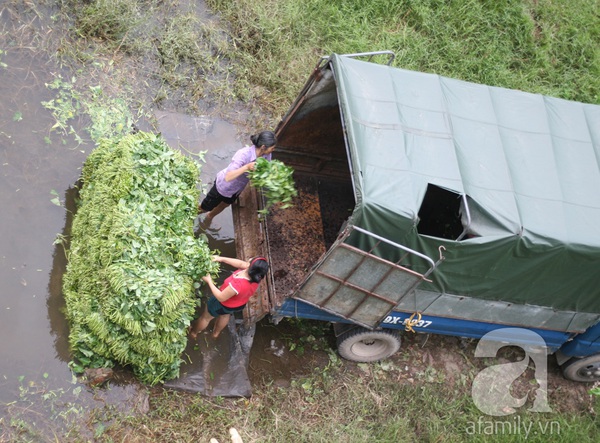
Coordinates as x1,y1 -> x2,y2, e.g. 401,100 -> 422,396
248,157 -> 297,214
63,131 -> 218,385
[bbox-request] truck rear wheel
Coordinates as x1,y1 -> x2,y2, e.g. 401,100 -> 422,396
337,328 -> 401,362
561,355 -> 600,382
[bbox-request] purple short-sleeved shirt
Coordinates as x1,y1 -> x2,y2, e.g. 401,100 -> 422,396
215,145 -> 272,198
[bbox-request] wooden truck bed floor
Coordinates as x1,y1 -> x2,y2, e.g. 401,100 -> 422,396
233,172 -> 354,324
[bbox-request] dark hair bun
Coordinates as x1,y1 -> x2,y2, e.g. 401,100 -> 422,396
251,131 -> 276,148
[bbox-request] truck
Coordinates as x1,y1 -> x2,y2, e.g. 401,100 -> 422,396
232,51 -> 600,383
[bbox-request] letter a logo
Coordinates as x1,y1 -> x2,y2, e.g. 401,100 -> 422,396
471,328 -> 552,416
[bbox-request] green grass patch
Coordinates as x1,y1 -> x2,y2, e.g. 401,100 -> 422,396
54,0 -> 246,118
95,360 -> 600,442
206,0 -> 600,117
72,0 -> 147,53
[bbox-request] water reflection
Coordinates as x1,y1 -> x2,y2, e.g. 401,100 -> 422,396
0,48 -> 91,407
47,185 -> 78,364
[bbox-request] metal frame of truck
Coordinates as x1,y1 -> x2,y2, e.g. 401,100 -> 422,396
233,51 -> 600,382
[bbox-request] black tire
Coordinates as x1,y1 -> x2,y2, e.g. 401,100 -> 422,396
561,354 -> 600,382
337,328 -> 401,362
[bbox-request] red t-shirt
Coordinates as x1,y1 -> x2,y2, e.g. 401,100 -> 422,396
220,270 -> 259,308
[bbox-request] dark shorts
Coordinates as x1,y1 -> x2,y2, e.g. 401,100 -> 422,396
200,183 -> 240,212
207,296 -> 245,317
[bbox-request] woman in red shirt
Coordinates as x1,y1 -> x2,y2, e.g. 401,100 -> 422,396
189,255 -> 269,339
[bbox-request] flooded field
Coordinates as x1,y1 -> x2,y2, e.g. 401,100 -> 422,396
0,2 -> 276,436
0,47 -> 88,393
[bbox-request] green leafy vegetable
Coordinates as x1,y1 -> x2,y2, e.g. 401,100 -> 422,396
247,157 -> 298,215
63,131 -> 218,385
41,76 -> 81,138
50,189 -> 62,207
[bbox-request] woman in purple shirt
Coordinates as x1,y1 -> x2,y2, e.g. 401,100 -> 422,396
198,131 -> 276,224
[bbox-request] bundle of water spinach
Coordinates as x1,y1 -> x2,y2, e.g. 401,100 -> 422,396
248,157 -> 297,215
63,131 -> 217,385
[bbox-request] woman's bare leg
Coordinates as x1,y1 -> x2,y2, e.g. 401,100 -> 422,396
189,307 -> 214,339
212,314 -> 231,338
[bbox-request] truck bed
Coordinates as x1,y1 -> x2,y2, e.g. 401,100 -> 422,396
233,172 -> 355,324
266,174 -> 354,299
234,54 -> 600,335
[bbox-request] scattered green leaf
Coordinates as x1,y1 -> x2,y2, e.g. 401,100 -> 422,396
50,189 -> 62,207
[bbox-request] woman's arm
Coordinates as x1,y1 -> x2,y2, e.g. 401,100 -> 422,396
213,255 -> 250,270
202,275 -> 237,302
224,162 -> 255,182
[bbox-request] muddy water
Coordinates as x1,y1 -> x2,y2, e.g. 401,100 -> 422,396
0,49 -> 244,434
0,49 -> 90,394
0,1 -> 317,437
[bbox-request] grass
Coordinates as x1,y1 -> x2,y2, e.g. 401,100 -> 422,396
51,0 -> 599,124
205,0 -> 600,117
46,0 -> 263,126
4,339 -> 599,442
10,0 -> 600,125
70,354 -> 600,442
73,0 -> 144,49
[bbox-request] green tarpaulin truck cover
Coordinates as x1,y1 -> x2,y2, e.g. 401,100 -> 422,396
331,54 -> 600,313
